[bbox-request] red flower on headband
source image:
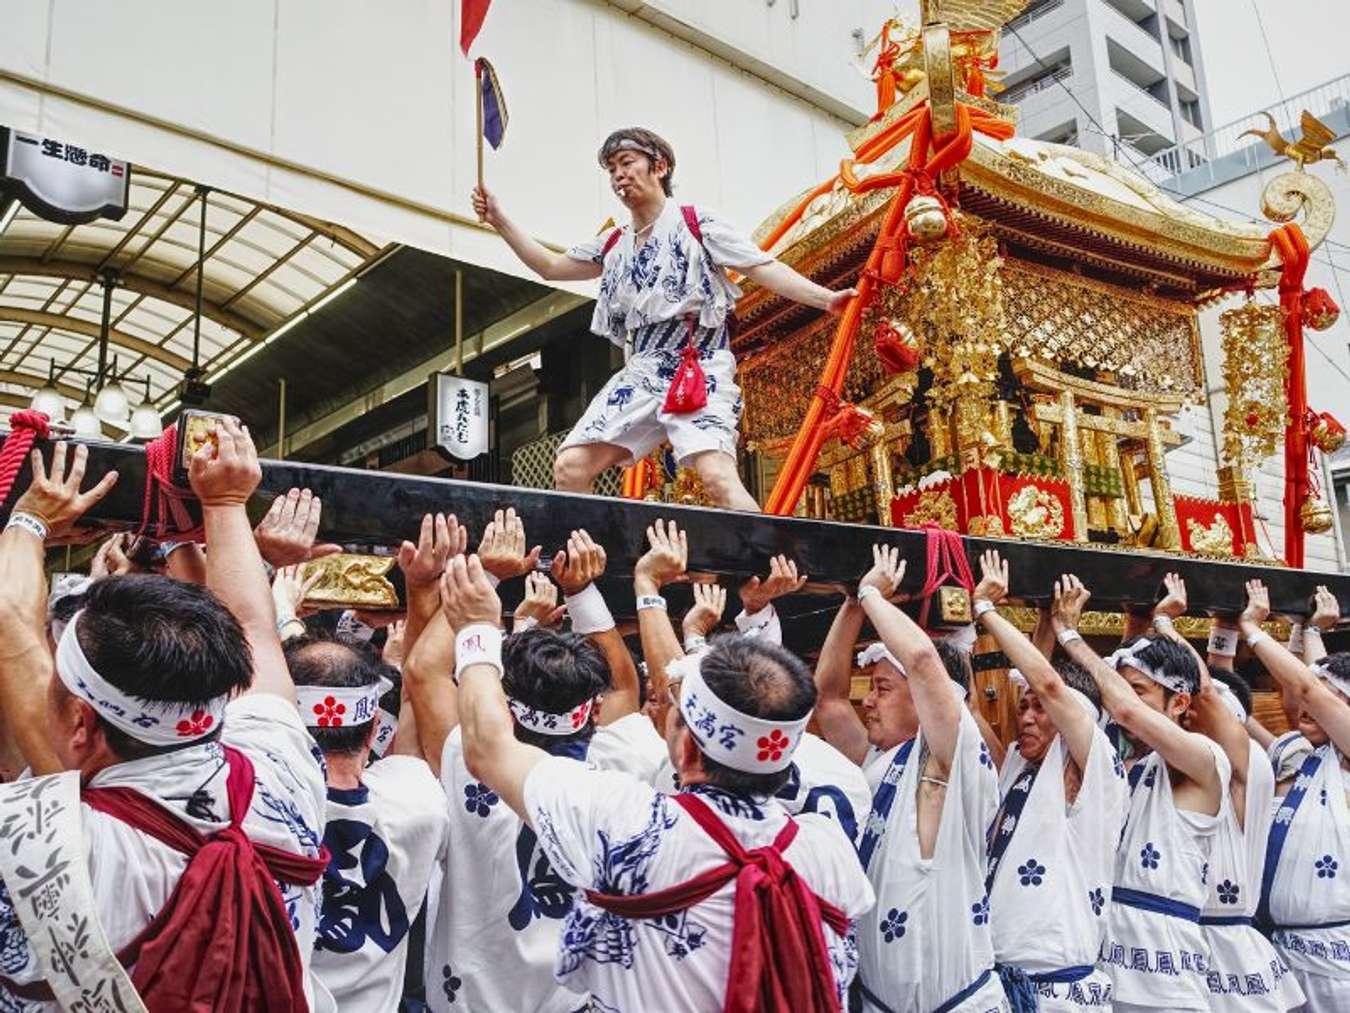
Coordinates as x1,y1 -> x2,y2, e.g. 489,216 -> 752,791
757,729 -> 790,762
313,696 -> 346,728
176,710 -> 215,738
571,703 -> 590,729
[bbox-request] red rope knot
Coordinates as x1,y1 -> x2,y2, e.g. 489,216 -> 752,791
0,410 -> 53,509
819,402 -> 875,449
138,423 -> 204,541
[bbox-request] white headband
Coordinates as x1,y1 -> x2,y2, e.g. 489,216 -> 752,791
604,137 -> 662,163
336,610 -> 375,643
370,708 -> 398,757
1007,668 -> 1101,724
297,678 -> 389,729
1106,641 -> 1192,695
508,697 -> 594,736
857,642 -> 906,674
56,611 -> 228,746
1213,681 -> 1248,724
1310,660 -> 1350,701
673,650 -> 809,774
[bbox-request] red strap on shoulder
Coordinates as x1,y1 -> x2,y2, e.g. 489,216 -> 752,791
681,204 -> 703,245
600,227 -> 624,258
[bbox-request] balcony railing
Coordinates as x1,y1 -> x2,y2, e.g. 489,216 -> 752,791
1006,0 -> 1065,33
1002,64 -> 1073,105
1111,68 -> 1172,111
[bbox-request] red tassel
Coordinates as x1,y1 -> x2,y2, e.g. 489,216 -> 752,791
663,345 -> 709,415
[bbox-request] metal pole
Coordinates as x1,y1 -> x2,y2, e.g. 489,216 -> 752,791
192,186 -> 209,369
277,377 -> 287,460
97,273 -> 113,386
454,270 -> 464,376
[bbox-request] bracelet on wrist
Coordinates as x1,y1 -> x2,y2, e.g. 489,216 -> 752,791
857,585 -> 881,604
454,623 -> 504,683
683,633 -> 708,652
1152,614 -> 1176,633
1245,629 -> 1272,650
1056,627 -> 1083,647
636,594 -> 668,612
972,599 -> 997,621
5,512 -> 48,542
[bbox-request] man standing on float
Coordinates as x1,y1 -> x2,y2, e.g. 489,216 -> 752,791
472,127 -> 856,511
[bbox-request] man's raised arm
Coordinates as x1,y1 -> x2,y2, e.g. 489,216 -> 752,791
633,520 -> 689,730
550,529 -> 634,726
813,596 -> 869,766
471,186 -> 603,283
972,550 -> 1095,770
189,421 -> 292,700
0,443 -> 116,773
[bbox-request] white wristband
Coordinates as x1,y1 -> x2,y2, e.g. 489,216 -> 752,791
1288,623 -> 1305,654
1207,627 -> 1239,658
1245,630 -> 1272,650
1152,614 -> 1176,634
1056,628 -> 1083,647
857,585 -> 881,604
1306,625 -> 1325,639
565,583 -> 614,635
636,594 -> 668,612
684,633 -> 708,652
455,623 -> 504,682
6,512 -> 48,542
514,615 -> 540,634
972,599 -> 997,621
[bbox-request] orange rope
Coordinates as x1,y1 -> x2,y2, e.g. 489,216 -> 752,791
762,103 -> 1011,516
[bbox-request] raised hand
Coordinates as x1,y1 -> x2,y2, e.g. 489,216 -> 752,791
440,555 -> 503,632
973,550 -> 1009,607
471,185 -> 502,228
90,533 -> 134,578
1240,579 -> 1271,629
859,544 -> 905,598
683,582 -> 727,641
383,619 -> 407,668
478,507 -> 542,582
1311,584 -> 1341,632
1050,573 -> 1090,633
397,512 -> 466,588
188,419 -> 260,509
1154,572 -> 1187,621
515,571 -> 566,630
552,529 -> 607,596
271,563 -> 322,617
12,442 -> 118,540
254,488 -> 342,568
634,519 -> 689,593
739,555 -> 807,615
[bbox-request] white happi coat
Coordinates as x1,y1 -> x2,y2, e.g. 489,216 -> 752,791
522,762 -> 874,1012
1264,742 -> 1350,1010
858,710 -> 1009,1013
989,728 -> 1127,1011
0,696 -> 327,1013
313,755 -> 449,1013
427,719 -> 654,1013
1104,742 -> 1231,1011
1200,742 -> 1302,1010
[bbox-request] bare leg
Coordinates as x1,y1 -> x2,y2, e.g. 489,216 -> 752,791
553,442 -> 632,493
686,450 -> 760,512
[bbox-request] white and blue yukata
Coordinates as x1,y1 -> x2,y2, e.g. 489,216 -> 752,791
427,718 -> 656,1012
988,728 -> 1126,1011
1103,741 -> 1230,1011
1200,743 -> 1303,1011
0,696 -> 328,1013
312,755 -> 449,1013
562,201 -> 772,465
856,710 -> 1010,1013
521,762 -> 873,1012
1260,741 -> 1350,1011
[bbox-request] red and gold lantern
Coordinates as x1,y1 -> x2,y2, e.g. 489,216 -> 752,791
1310,411 -> 1347,454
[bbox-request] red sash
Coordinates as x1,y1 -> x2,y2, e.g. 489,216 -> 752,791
585,792 -> 848,1013
7,746 -> 328,1011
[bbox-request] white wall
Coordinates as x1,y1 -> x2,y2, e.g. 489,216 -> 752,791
0,0 -> 894,286
1180,139 -> 1350,571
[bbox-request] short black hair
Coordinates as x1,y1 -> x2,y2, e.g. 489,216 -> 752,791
682,635 -> 816,797
284,634 -> 384,755
1321,652 -> 1350,689
503,629 -> 611,750
74,575 -> 253,760
597,128 -> 677,196
1056,660 -> 1102,711
1210,667 -> 1253,716
1126,635 -> 1201,698
934,639 -> 970,692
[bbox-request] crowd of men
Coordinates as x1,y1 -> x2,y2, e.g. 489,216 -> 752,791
0,425 -> 1347,1012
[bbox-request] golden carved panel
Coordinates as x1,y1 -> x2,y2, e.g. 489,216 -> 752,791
302,554 -> 399,610
1003,261 -> 1203,400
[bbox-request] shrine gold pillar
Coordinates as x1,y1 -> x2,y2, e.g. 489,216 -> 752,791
1059,390 -> 1090,542
1143,409 -> 1182,551
869,426 -> 899,528
1120,445 -> 1144,518
1096,420 -> 1130,534
929,404 -> 953,459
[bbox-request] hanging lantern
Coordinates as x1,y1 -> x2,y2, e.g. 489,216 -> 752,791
1305,288 -> 1341,332
874,317 -> 921,374
1300,491 -> 1335,535
1310,411 -> 1347,454
904,194 -> 948,244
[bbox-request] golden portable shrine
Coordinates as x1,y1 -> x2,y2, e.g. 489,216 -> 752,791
631,1 -> 1343,580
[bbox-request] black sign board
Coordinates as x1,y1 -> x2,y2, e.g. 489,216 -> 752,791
1,126 -> 130,224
